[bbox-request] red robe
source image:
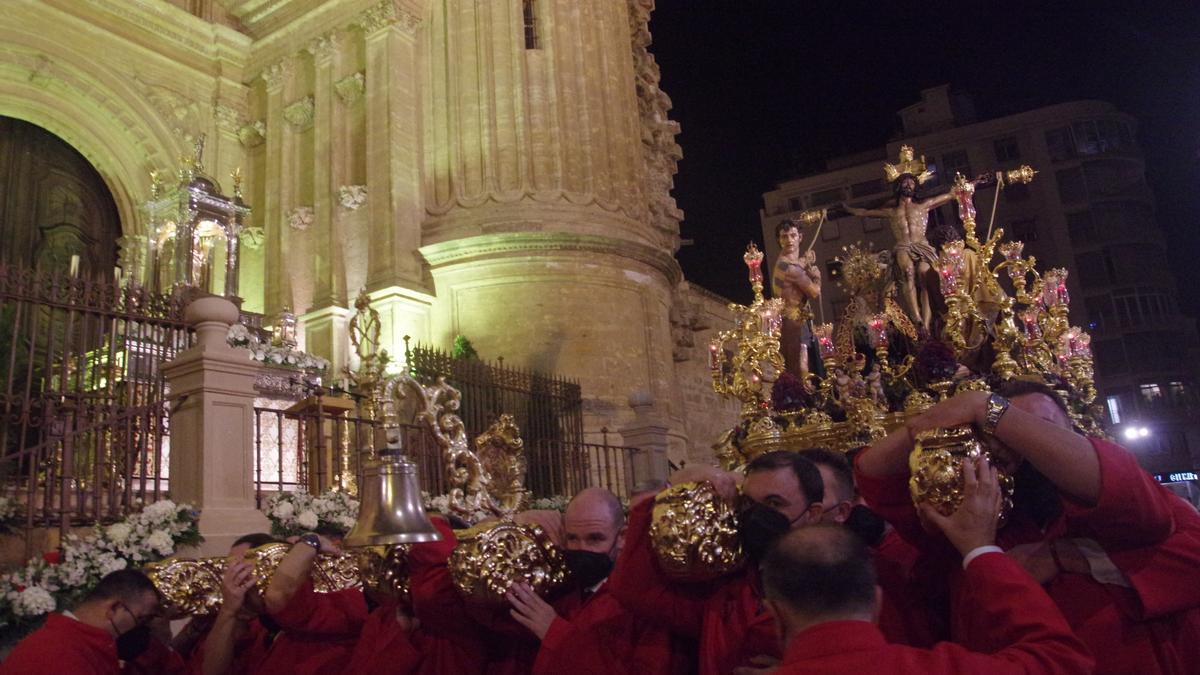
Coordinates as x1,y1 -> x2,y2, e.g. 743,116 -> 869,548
185,616 -> 275,675
0,613 -> 120,674
856,436 -> 1199,674
263,581 -> 369,675
533,582 -> 692,675
608,499 -> 778,675
771,552 -> 1094,674
338,603 -> 423,675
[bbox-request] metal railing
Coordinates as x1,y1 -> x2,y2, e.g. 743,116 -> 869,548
0,265 -> 192,545
527,429 -> 638,499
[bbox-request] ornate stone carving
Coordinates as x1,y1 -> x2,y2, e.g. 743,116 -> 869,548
239,226 -> 266,250
237,120 -> 266,147
627,0 -> 684,241
27,55 -> 54,89
356,0 -> 422,35
306,34 -> 337,61
334,72 -> 365,105
213,103 -> 242,133
283,96 -> 315,130
133,74 -> 202,137
287,206 -> 315,231
338,184 -> 368,211
669,294 -> 709,362
261,60 -> 293,90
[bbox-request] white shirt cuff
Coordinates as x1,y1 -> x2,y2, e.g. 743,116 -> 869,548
962,545 -> 1004,570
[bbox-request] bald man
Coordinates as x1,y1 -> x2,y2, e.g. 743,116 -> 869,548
506,487 -> 690,675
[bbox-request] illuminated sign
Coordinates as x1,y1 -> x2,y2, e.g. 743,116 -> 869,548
1153,471 -> 1199,483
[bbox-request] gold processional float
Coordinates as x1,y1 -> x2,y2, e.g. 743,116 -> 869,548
149,145 -> 1107,608
654,147 -> 1105,577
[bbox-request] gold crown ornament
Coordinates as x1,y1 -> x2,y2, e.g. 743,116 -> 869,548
448,520 -> 568,604
908,425 -> 1014,523
649,481 -> 744,582
884,145 -> 935,185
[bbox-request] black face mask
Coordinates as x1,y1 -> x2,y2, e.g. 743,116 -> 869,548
116,624 -> 153,662
738,501 -> 796,561
563,549 -> 615,589
844,504 -> 887,547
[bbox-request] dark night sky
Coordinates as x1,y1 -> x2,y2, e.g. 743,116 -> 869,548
649,1 -> 1200,311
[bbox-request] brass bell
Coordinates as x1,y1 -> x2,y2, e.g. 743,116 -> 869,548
345,452 -> 441,546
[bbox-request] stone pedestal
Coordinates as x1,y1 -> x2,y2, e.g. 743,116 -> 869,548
619,391 -> 671,484
162,295 -> 270,556
302,304 -> 355,374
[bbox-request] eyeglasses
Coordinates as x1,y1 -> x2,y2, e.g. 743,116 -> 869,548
117,602 -> 159,627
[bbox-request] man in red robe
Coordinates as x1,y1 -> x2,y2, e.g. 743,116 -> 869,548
855,381 -> 1200,674
1,569 -> 163,675
758,460 -> 1093,674
608,451 -> 826,675
505,487 -> 691,675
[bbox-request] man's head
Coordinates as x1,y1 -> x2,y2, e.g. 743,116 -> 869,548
76,569 -> 161,638
894,174 -> 918,199
229,532 -> 278,559
564,487 -> 625,558
761,525 -> 879,639
798,448 -> 855,524
743,451 -> 825,527
987,379 -> 1073,474
775,219 -> 802,254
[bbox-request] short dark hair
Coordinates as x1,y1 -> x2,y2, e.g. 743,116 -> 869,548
761,525 -> 876,617
997,379 -> 1070,418
745,451 -> 824,505
798,448 -> 854,502
775,219 -> 801,242
82,569 -> 159,606
232,533 -> 279,549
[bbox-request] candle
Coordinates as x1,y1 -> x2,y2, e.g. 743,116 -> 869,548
69,255 -> 80,278
867,315 -> 888,349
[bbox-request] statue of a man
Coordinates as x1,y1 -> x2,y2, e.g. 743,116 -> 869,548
843,146 -> 984,330
771,218 -> 821,378
349,288 -> 384,369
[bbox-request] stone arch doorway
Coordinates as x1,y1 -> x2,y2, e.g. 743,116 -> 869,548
0,116 -> 121,280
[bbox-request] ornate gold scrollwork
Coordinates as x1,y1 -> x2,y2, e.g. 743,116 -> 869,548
448,521 -> 568,604
649,481 -> 744,582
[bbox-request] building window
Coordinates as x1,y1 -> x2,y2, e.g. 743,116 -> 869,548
810,187 -> 843,207
1066,211 -> 1094,243
1010,218 -> 1037,242
941,150 -> 971,183
1106,395 -> 1122,424
1055,167 -> 1086,204
788,196 -> 803,212
1045,127 -> 1076,161
1140,383 -> 1163,404
993,137 -> 1021,162
821,222 -> 841,241
850,179 -> 884,198
523,0 -> 540,49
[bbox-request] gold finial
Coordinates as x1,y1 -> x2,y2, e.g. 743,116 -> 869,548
884,144 -> 934,184
231,167 -> 243,198
149,169 -> 163,198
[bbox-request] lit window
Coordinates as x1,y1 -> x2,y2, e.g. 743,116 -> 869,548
1139,383 -> 1162,403
1106,395 -> 1121,424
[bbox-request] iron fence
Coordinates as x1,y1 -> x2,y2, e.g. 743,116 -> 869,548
527,430 -> 638,499
0,265 -> 193,545
407,342 -> 584,448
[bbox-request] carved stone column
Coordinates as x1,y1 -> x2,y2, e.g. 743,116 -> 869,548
357,2 -> 423,290
163,296 -> 270,556
308,35 -> 342,310
261,60 -> 293,314
618,391 -> 671,484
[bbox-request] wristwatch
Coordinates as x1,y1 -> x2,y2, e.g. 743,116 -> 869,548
298,533 -> 321,551
982,393 -> 1010,436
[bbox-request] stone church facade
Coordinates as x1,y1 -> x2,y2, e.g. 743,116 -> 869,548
0,0 -> 737,465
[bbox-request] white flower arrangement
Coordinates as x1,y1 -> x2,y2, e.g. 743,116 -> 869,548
528,495 -> 571,513
0,500 -> 201,641
264,488 -> 359,538
226,324 -> 330,373
419,492 -> 495,525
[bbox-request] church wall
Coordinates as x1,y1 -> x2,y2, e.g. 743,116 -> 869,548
669,283 -> 740,465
